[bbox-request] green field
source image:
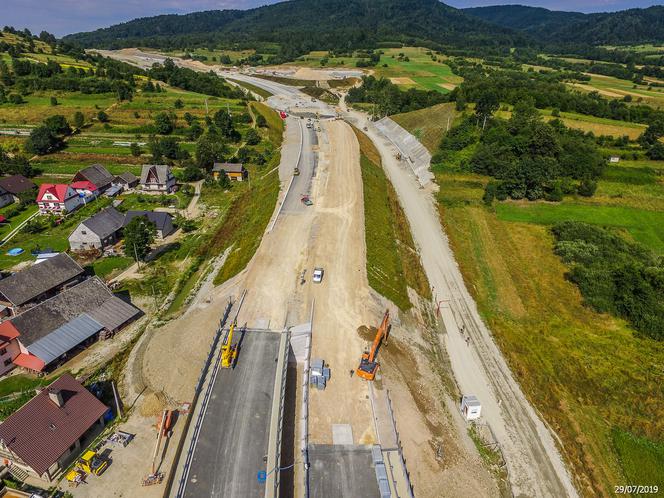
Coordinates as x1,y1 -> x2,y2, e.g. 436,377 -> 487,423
496,203 -> 664,253
568,73 -> 664,109
294,46 -> 462,93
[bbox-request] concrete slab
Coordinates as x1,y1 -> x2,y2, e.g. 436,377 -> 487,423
182,331 -> 281,498
308,444 -> 380,498
332,424 -> 354,445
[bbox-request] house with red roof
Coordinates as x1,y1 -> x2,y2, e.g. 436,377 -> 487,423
0,373 -> 108,482
36,184 -> 82,215
70,180 -> 99,201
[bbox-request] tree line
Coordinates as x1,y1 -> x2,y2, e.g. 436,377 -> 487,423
347,75 -> 446,116
438,100 -> 605,202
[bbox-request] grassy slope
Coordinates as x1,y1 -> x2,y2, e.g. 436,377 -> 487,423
391,103 -> 457,152
434,154 -> 664,495
353,127 -> 430,309
212,102 -> 283,285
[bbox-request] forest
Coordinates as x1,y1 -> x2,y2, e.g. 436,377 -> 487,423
346,76 -> 447,115
439,101 -> 605,202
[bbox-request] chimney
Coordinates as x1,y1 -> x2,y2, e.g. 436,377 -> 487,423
47,388 -> 64,408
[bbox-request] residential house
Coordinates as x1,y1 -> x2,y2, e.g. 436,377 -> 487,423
212,162 -> 247,182
68,207 -> 125,252
70,180 -> 99,201
0,186 -> 13,208
72,164 -> 114,193
36,184 -> 82,215
140,165 -> 176,193
0,175 -> 37,203
0,322 -> 21,376
0,373 -> 108,482
9,277 -> 142,373
0,253 -> 85,316
113,172 -> 139,190
123,210 -> 174,239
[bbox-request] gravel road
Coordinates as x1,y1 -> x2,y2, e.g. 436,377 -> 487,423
343,104 -> 579,498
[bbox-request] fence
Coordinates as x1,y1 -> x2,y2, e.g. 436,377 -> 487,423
385,389 -> 416,498
167,298 -> 234,498
264,328 -> 291,498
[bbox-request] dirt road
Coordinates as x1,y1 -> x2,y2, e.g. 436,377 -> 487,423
345,106 -> 578,498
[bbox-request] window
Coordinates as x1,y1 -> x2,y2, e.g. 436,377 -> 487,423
0,348 -> 6,356
3,359 -> 11,367
81,230 -> 87,235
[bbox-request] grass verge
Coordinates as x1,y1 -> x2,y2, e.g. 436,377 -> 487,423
353,127 -> 430,309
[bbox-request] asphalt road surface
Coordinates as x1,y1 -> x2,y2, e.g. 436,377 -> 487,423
183,330 -> 281,498
308,445 -> 380,498
282,119 -> 318,214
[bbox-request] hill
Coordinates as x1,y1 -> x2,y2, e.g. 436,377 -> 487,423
63,0 -> 523,56
463,5 -> 586,34
465,4 -> 664,46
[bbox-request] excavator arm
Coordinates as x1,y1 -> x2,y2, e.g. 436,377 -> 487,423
356,309 -> 390,381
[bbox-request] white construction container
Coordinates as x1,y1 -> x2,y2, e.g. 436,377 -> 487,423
460,395 -> 482,421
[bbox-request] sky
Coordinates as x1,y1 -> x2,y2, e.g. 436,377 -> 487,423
3,0 -> 663,37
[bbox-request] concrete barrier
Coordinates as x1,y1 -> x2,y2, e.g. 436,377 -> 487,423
374,117 -> 434,186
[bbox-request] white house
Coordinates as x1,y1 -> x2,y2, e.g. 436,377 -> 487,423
36,184 -> 82,215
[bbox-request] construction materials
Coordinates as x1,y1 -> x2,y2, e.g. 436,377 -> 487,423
460,395 -> 482,421
66,468 -> 86,486
356,310 -> 390,381
142,471 -> 164,486
310,358 -> 330,390
107,430 -> 134,447
221,320 -> 239,368
78,450 -> 108,476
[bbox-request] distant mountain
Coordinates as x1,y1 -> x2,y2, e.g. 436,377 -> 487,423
463,5 -> 586,34
464,4 -> 664,46
63,0 -> 524,54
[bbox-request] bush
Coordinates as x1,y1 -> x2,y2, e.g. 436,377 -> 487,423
97,110 -> 109,122
552,221 -> 663,340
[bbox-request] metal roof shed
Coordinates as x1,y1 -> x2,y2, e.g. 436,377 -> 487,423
27,314 -> 103,367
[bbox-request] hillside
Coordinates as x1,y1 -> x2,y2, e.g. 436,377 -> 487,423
465,4 -> 664,46
63,0 -> 523,55
463,5 -> 586,34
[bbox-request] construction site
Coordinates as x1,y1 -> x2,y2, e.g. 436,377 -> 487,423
21,51 -> 581,498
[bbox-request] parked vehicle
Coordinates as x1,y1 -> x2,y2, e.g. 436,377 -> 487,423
301,195 -> 313,206
313,267 -> 324,283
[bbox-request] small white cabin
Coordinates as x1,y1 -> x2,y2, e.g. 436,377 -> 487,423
461,395 -> 482,421
609,156 -> 620,163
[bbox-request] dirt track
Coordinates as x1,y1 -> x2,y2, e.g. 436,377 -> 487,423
345,102 -> 579,497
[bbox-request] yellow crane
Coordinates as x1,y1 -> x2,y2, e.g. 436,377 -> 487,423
221,320 -> 239,368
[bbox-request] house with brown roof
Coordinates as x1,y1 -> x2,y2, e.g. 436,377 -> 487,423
0,253 -> 85,316
72,164 -> 114,193
0,373 -> 108,482
0,175 -> 37,203
212,162 -> 247,182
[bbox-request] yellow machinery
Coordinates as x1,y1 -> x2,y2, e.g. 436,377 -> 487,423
221,320 -> 239,368
356,310 -> 390,381
78,450 -> 108,476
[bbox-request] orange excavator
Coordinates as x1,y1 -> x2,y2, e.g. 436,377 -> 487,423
356,310 -> 390,381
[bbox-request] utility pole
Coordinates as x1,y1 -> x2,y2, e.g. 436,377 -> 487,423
205,97 -> 209,116
133,242 -> 141,270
